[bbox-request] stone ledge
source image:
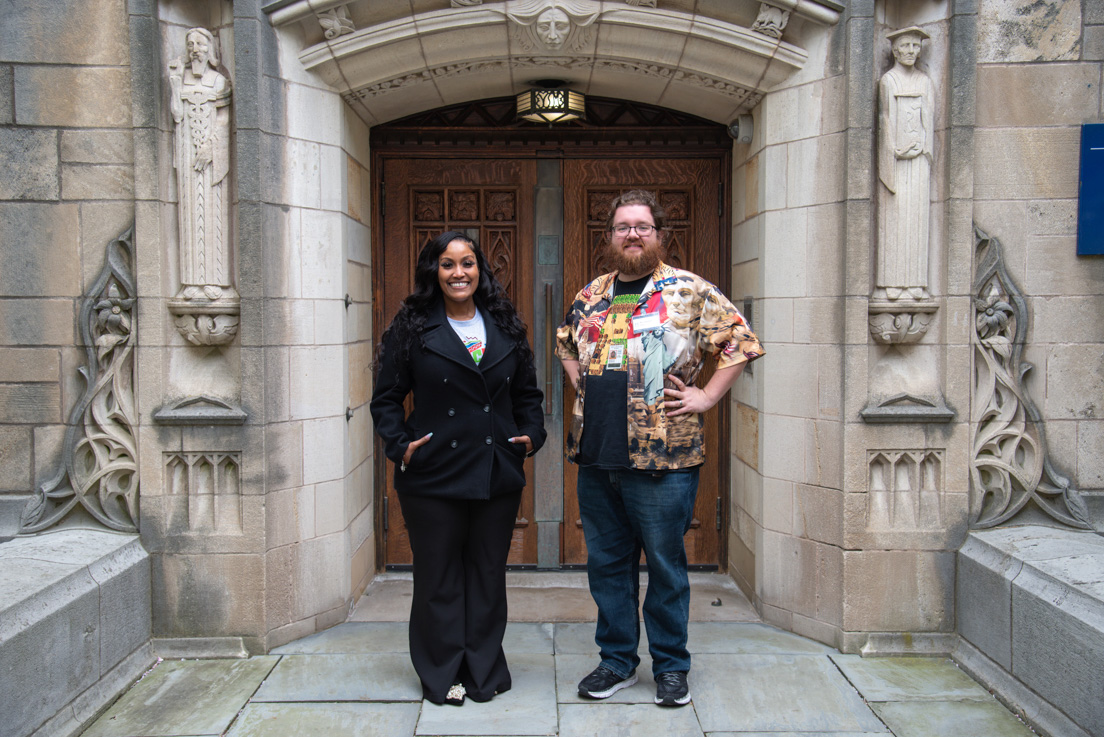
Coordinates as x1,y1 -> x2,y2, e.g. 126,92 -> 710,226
0,530 -> 154,737
956,525 -> 1104,737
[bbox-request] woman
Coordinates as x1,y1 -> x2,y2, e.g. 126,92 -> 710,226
370,231 -> 546,706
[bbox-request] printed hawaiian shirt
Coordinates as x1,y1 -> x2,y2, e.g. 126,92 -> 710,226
556,262 -> 764,470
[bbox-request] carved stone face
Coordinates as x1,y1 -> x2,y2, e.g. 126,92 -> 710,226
536,8 -> 570,48
892,34 -> 923,67
186,31 -> 211,67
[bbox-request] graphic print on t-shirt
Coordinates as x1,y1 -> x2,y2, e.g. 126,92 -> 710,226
589,294 -> 637,375
460,335 -> 484,364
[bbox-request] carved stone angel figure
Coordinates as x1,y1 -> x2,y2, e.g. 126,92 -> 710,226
169,27 -> 233,303
877,26 -> 934,302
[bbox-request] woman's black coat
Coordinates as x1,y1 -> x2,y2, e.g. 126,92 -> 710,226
370,299 -> 546,500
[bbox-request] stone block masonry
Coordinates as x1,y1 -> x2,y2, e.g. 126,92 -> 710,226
0,530 -> 153,737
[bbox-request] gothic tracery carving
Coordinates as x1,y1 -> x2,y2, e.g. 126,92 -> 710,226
970,226 -> 1092,531
868,450 -> 944,530
165,452 -> 242,533
21,228 -> 139,534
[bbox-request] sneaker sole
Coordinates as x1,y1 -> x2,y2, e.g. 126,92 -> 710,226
578,674 -> 638,699
655,692 -> 692,707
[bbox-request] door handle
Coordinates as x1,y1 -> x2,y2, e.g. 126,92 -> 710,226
545,281 -> 556,415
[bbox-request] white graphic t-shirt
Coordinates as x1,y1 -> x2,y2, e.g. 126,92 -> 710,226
447,311 -> 487,365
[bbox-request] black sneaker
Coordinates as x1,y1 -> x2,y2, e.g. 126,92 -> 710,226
577,665 -> 637,699
654,671 -> 691,707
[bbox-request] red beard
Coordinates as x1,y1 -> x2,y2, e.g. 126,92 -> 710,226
608,239 -> 663,276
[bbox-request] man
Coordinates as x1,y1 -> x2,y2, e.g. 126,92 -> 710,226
556,190 -> 763,707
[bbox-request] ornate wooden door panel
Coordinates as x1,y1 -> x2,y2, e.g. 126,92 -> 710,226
561,158 -> 726,567
377,158 -> 538,566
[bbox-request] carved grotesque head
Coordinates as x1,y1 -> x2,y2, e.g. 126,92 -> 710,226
536,7 -> 571,48
504,0 -> 599,51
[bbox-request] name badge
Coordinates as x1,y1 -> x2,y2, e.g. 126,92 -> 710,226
632,313 -> 662,334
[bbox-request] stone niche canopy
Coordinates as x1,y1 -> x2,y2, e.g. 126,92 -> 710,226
267,0 -> 843,125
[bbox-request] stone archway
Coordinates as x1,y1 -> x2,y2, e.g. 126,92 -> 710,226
267,0 -> 842,126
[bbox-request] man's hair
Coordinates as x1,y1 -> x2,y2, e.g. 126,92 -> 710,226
604,190 -> 667,232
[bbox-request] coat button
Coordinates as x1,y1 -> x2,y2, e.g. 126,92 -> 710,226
485,436 -> 492,445
451,440 -> 458,448
483,405 -> 490,412
448,408 -> 456,416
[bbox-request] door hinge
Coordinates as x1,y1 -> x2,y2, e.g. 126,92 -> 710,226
718,180 -> 725,218
716,497 -> 722,531
383,495 -> 389,531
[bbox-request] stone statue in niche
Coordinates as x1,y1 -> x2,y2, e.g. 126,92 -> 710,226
876,26 -> 934,303
504,0 -> 599,51
752,3 -> 790,38
167,27 -> 240,347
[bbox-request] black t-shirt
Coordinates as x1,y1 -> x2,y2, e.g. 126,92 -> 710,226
576,274 -> 651,469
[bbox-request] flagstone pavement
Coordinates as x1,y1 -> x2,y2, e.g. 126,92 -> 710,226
79,573 -> 1038,737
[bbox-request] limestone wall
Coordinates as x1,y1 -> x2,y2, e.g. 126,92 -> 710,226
729,1 -> 975,652
971,0 -> 1104,505
131,0 -> 375,652
728,7 -> 850,646
0,0 -> 135,532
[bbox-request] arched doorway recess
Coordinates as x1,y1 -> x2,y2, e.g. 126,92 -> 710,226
370,96 -> 732,568
264,0 -> 844,569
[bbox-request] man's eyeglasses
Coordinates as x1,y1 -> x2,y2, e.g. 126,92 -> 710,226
611,224 -> 656,236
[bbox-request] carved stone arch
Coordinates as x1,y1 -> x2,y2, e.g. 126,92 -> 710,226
267,1 -> 842,126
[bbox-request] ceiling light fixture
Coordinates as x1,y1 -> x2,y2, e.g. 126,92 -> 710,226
516,79 -> 586,125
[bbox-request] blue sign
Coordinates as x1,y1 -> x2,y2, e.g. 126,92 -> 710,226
1078,123 -> 1104,255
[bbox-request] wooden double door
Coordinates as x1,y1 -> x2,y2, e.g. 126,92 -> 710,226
374,156 -> 728,569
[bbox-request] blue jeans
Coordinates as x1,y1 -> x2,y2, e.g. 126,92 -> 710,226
576,465 -> 699,677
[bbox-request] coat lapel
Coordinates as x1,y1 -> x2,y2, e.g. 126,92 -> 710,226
422,299 -> 512,374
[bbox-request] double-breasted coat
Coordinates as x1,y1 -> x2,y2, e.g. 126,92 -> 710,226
370,299 -> 547,498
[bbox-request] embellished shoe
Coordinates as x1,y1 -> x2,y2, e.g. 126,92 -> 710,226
445,682 -> 466,706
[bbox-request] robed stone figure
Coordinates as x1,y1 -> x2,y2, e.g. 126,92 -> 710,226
877,26 -> 934,302
169,27 -> 233,302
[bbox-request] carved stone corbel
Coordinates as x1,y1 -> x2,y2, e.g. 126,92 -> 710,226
752,3 -> 790,38
318,5 -> 355,39
868,298 -> 937,344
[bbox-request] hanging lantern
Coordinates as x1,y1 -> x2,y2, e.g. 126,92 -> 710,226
516,86 -> 586,125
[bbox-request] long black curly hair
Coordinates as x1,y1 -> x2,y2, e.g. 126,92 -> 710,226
376,230 -> 534,370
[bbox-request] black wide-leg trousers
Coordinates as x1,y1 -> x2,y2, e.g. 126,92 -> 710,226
397,489 -> 522,704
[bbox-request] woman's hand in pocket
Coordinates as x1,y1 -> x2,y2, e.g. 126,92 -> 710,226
508,435 -> 533,455
401,432 -> 433,469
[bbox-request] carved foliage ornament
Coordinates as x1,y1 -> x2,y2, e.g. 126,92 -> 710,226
319,6 -> 355,39
970,226 -> 1091,531
22,228 -> 139,533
